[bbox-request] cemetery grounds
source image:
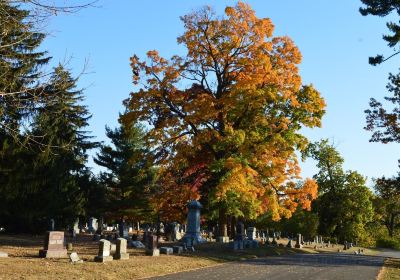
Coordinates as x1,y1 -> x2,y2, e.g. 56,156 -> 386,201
0,233 -> 399,280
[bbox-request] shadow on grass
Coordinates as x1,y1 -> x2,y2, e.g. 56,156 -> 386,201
175,242 -> 309,263
169,242 -> 387,269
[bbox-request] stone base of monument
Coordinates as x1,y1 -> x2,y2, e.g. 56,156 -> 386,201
217,236 -> 230,243
232,240 -> 244,250
94,255 -> 113,262
114,253 -> 129,260
39,249 -> 67,258
244,240 -> 259,249
146,249 -> 160,256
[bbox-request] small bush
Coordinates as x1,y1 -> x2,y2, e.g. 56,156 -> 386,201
376,237 -> 400,250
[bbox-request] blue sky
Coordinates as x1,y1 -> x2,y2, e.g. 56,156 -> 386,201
41,0 -> 399,184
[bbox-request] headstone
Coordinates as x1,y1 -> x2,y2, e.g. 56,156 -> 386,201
88,217 -> 98,234
182,200 -> 206,244
159,222 -> 165,234
295,234 -> 302,248
145,234 -> 159,256
114,238 -> 129,260
217,236 -> 230,243
39,231 -> 67,258
271,232 -> 278,246
130,241 -> 145,248
98,217 -> 105,234
0,252 -> 8,258
172,223 -> 180,241
69,252 -> 83,264
73,218 -> 80,235
94,239 -> 113,262
247,227 -> 256,240
173,246 -> 183,254
119,220 -> 129,239
160,247 -> 173,255
67,243 -> 73,251
286,239 -> 293,248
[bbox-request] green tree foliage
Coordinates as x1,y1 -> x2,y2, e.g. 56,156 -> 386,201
123,2 -> 324,234
94,123 -> 156,222
0,66 -> 97,232
360,0 -> 400,65
360,1 -> 400,146
0,0 -> 50,134
373,175 -> 400,237
305,140 -> 374,243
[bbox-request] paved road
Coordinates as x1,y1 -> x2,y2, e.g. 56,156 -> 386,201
151,253 -> 385,280
374,248 -> 400,259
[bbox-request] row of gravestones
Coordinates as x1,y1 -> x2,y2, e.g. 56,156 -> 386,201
36,231 -> 191,263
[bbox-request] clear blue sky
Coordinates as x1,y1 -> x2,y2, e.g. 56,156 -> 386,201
41,0 -> 399,184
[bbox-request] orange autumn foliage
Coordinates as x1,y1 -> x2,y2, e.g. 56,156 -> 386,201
123,2 -> 325,221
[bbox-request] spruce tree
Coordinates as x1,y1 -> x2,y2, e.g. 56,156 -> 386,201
0,1 -> 50,129
94,123 -> 156,222
0,65 -> 98,232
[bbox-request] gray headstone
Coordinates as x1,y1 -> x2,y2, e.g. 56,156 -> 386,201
287,239 -> 293,248
94,239 -> 113,262
160,247 -> 173,255
295,234 -> 302,248
114,238 -> 129,260
0,252 -> 8,258
146,248 -> 160,256
88,217 -> 98,234
247,227 -> 256,240
69,252 -> 83,264
130,241 -> 145,248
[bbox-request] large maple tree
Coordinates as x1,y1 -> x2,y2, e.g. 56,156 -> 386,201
123,2 -> 325,228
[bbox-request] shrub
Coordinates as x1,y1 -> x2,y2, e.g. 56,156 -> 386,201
376,237 -> 400,250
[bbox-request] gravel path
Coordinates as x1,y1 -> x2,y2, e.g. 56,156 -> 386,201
151,253 -> 385,280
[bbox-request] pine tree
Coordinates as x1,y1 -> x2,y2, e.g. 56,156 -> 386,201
94,123 -> 156,222
0,1 -> 50,130
0,65 -> 98,232
0,1 -> 51,232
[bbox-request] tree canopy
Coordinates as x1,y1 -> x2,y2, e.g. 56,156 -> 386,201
123,2 -> 325,226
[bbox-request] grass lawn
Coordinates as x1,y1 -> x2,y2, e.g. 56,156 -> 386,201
0,234 -> 313,280
378,258 -> 400,280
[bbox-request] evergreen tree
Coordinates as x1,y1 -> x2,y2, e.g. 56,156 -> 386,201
0,1 -> 50,130
0,1 -> 51,232
0,65 -> 98,232
94,123 -> 156,222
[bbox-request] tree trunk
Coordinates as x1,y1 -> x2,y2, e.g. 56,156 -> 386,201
219,208 -> 227,237
230,216 -> 236,239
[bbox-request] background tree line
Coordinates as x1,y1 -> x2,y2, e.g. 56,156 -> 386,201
0,0 -> 398,249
